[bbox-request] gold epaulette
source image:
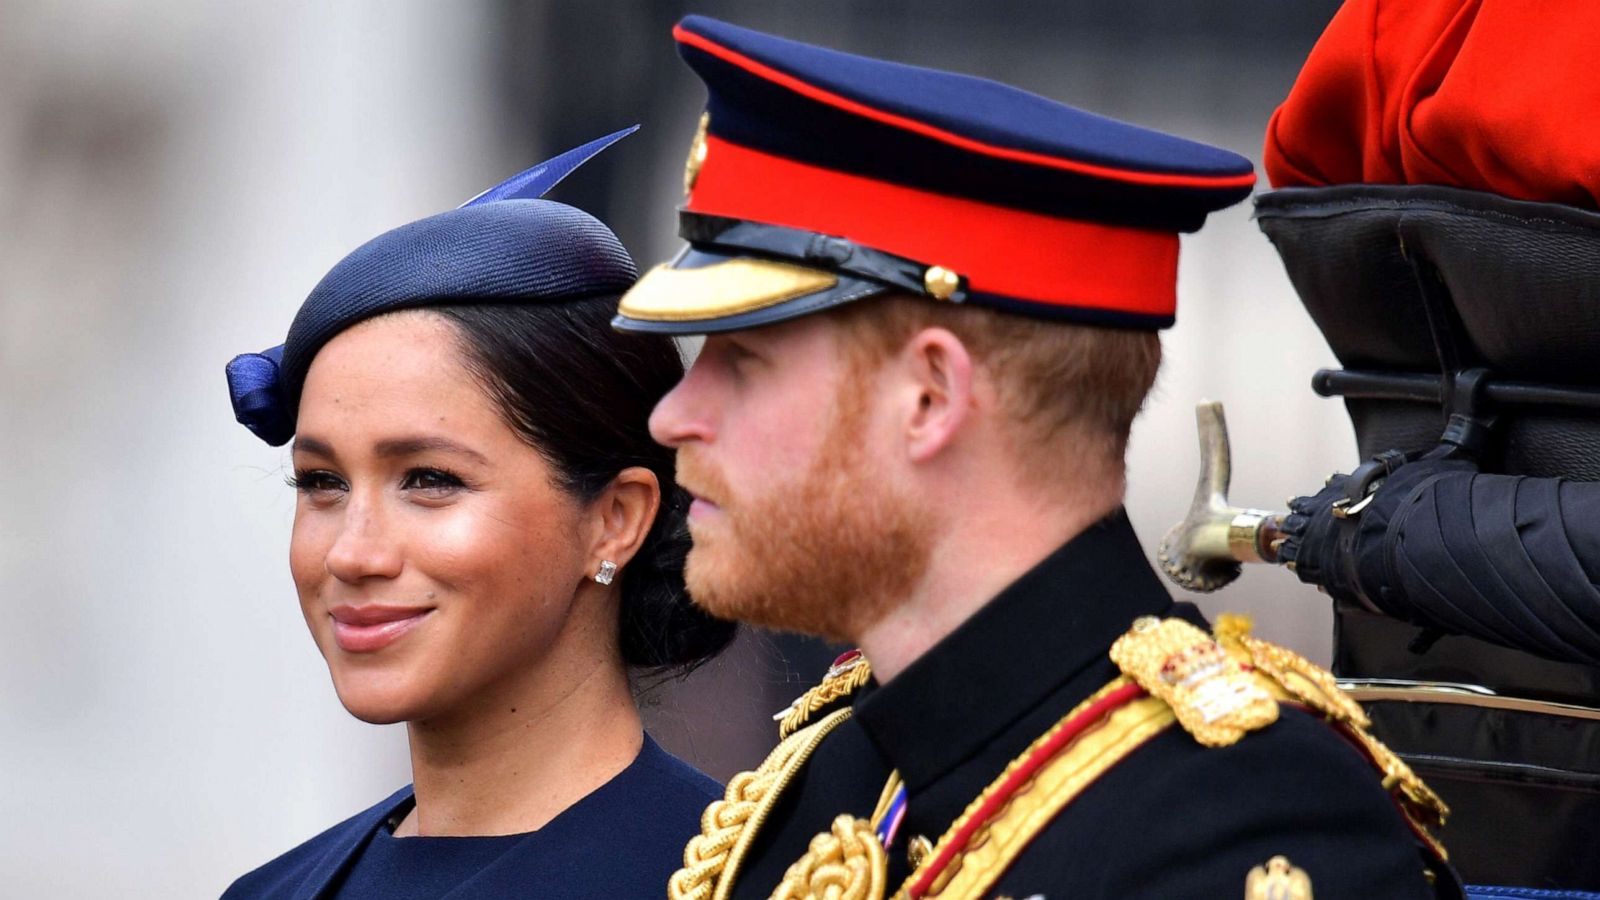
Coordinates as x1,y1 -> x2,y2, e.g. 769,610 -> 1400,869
1117,614 -> 1447,849
1110,615 -> 1280,747
774,650 -> 872,739
1210,614 -> 1449,846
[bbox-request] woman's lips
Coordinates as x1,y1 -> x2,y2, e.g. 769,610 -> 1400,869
328,605 -> 433,653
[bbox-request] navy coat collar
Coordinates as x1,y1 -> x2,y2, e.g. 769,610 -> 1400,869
852,508 -> 1176,793
289,786 -> 412,900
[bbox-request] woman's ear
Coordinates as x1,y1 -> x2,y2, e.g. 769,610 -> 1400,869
587,466 -> 661,580
899,327 -> 975,463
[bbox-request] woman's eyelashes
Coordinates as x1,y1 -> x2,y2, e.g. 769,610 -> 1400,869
286,466 -> 471,501
288,469 -> 347,498
400,466 -> 469,497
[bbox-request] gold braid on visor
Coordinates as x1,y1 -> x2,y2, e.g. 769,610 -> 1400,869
617,258 -> 838,323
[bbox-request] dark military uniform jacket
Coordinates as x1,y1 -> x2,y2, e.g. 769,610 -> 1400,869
675,511 -> 1460,900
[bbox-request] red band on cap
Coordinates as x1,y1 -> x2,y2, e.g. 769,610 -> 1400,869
688,135 -> 1179,317
675,24 -> 1256,192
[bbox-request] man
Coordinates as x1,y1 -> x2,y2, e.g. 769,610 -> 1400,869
616,16 -> 1459,900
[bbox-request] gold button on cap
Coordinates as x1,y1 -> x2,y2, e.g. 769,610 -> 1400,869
924,265 -> 961,300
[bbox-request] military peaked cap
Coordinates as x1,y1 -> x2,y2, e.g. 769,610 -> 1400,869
615,16 -> 1255,335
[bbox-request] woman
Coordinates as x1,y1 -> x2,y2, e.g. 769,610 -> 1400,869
221,130 -> 735,898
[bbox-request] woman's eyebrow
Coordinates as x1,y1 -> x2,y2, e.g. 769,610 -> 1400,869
373,436 -> 491,465
291,435 -> 336,459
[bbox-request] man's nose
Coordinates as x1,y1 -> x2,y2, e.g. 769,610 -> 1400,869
649,363 -> 715,449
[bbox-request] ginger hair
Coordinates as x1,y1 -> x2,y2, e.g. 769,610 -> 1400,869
828,293 -> 1160,488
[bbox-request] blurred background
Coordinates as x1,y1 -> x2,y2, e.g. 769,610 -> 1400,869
0,0 -> 1346,895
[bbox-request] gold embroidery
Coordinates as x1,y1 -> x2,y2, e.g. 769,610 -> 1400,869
618,260 -> 840,324
1214,615 -> 1449,839
1214,614 -> 1368,727
1110,616 -> 1278,747
684,112 -> 710,195
668,709 -> 855,900
672,656 -> 876,900
1245,855 -> 1313,900
772,814 -> 888,900
778,654 -> 873,739
891,679 -> 1177,900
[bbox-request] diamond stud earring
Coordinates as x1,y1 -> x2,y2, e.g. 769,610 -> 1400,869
595,560 -> 619,586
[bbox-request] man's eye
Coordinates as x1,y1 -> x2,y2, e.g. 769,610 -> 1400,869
288,470 -> 347,495
401,468 -> 466,493
718,340 -> 760,374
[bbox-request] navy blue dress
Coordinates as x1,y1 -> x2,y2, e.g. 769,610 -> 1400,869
223,736 -> 718,899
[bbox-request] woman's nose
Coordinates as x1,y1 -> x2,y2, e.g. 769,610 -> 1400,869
323,497 -> 404,584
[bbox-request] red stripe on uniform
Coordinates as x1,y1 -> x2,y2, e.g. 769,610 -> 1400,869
905,681 -> 1149,899
687,136 -> 1179,316
674,24 -> 1257,192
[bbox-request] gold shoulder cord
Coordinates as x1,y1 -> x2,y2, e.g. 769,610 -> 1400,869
669,656 -> 875,900
1212,614 -> 1449,852
760,618 -> 1282,900
768,767 -> 906,900
772,813 -> 889,900
670,708 -> 855,900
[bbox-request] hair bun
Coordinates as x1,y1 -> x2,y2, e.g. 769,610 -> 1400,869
618,486 -> 737,672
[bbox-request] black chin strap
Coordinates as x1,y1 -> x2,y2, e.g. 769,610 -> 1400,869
677,211 -> 968,304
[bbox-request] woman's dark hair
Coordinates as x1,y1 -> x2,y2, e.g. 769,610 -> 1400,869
434,297 -> 736,674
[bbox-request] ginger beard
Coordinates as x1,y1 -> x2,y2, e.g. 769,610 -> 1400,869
678,374 -> 933,643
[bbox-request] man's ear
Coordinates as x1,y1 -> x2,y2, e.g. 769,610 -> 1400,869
898,327 -> 976,463
587,467 -> 660,581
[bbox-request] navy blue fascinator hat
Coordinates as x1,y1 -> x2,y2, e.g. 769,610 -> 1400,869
226,127 -> 639,446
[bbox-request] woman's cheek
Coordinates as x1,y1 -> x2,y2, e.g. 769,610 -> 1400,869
410,505 -> 500,587
288,514 -> 334,600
